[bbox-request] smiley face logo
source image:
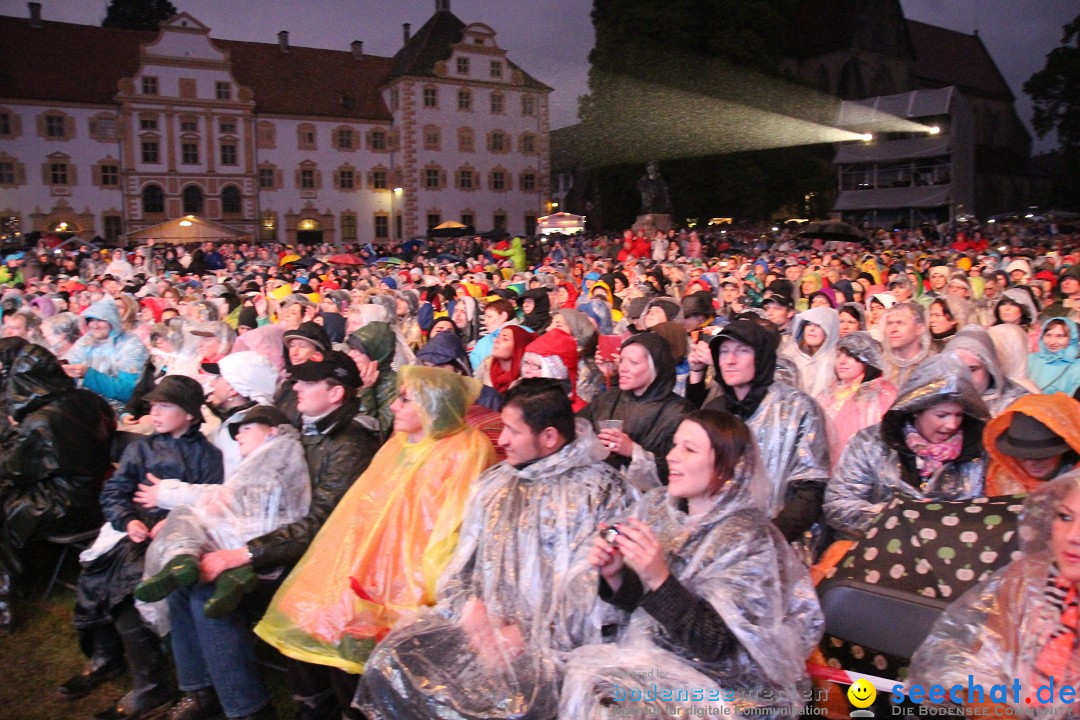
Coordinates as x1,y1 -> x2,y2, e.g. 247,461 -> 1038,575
847,678 -> 877,709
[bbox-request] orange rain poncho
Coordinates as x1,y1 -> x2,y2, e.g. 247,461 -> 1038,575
983,393 -> 1080,496
254,366 -> 498,673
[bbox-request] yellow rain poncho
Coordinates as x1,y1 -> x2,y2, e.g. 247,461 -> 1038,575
254,366 -> 497,673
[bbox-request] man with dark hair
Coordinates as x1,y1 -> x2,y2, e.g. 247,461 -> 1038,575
358,378 -> 634,720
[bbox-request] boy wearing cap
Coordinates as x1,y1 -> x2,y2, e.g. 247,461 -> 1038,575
64,376 -> 223,720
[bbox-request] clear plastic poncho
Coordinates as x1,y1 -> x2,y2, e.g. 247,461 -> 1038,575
907,471 -> 1080,714
254,367 -> 498,673
357,420 -> 635,719
782,306 -> 840,398
143,425 -> 310,577
559,446 -> 824,719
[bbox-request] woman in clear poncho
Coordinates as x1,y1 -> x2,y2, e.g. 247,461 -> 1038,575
824,353 -> 990,540
254,366 -> 497,674
814,331 -> 897,467
560,410 -> 824,719
906,471 -> 1080,714
781,306 -> 840,398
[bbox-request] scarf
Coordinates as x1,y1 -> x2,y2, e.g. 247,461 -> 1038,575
903,421 -> 963,478
1032,565 -> 1080,698
488,325 -> 531,395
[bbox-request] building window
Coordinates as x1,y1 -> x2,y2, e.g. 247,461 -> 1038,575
461,213 -> 474,227
456,56 -> 470,75
140,117 -> 158,131
337,168 -> 355,190
0,161 -> 17,185
100,164 -> 119,186
182,186 -> 204,215
490,170 -> 506,191
494,212 -> 506,229
489,131 -> 506,153
142,184 -> 165,214
103,215 -> 122,241
220,143 -> 237,165
258,166 -> 275,189
490,92 -> 504,114
374,215 -> 389,239
427,213 -> 442,230
423,126 -> 441,151
180,117 -> 199,132
298,125 -> 317,150
141,140 -> 160,164
458,127 -> 475,153
221,185 -> 242,214
457,89 -> 472,111
90,114 -> 117,141
520,172 -> 536,192
524,215 -> 537,235
490,61 -> 502,79
0,111 -> 12,137
369,129 -> 387,151
521,134 -> 536,154
141,76 -> 158,95
457,169 -> 474,190
181,142 -> 199,164
522,94 -> 535,116
423,87 -> 439,108
45,114 -> 65,138
424,168 -> 442,189
341,213 -> 357,241
49,161 -> 70,185
336,127 -> 355,150
370,169 -> 387,189
216,82 -> 231,100
300,169 -> 315,189
219,119 -> 237,134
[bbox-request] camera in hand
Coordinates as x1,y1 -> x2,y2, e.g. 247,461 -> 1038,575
599,526 -> 621,544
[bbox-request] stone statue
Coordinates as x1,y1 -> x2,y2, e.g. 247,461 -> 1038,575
636,161 -> 672,215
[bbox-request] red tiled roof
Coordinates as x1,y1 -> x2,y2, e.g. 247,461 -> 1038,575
906,20 -> 1013,100
0,15 -> 394,120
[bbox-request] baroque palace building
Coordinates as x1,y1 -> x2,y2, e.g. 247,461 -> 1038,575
0,0 -> 551,246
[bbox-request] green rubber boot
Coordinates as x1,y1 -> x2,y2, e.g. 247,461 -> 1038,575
133,554 -> 200,603
202,565 -> 258,618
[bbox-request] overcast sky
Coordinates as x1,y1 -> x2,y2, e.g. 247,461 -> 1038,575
5,0 -> 1073,152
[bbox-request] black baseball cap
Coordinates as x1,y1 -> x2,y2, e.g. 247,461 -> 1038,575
288,350 -> 360,389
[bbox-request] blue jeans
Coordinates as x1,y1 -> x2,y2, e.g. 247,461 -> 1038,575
167,582 -> 268,717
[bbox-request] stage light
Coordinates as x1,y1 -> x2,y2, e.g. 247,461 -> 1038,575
860,133 -> 874,142
928,126 -> 941,135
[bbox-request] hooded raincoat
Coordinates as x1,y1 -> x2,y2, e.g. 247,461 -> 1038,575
356,420 -> 634,719
517,288 -> 552,333
1028,318 -> 1080,396
255,367 -> 497,673
880,304 -> 931,389
906,473 -> 1080,715
824,354 -> 990,539
559,445 -> 824,719
0,345 -> 116,611
348,321 -> 399,440
983,394 -> 1080,496
700,321 -> 831,542
553,308 -> 603,404
578,333 -> 694,486
782,306 -> 841,398
945,324 -> 1029,417
67,297 -> 149,406
815,331 -> 897,466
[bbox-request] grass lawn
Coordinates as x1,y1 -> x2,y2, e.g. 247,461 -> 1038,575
1,585 -> 298,720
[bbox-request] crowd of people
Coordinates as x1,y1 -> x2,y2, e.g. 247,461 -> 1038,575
0,217 -> 1079,719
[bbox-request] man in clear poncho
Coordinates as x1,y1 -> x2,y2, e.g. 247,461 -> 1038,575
132,405 -> 310,614
357,378 -> 635,720
559,409 -> 824,719
906,471 -> 1080,715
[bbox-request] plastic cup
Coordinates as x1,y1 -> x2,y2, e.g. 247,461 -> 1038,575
597,419 -> 624,433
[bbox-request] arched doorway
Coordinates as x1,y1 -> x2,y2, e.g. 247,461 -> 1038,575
182,185 -> 204,215
296,218 -> 322,245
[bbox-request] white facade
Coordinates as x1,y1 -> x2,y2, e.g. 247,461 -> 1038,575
0,4 -> 551,246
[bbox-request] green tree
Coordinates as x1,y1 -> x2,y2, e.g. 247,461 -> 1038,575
102,0 -> 178,31
1024,13 -> 1080,210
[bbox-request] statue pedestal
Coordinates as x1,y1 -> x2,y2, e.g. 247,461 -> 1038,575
632,214 -> 673,236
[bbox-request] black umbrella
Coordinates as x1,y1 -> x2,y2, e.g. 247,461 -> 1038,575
798,221 -> 866,242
